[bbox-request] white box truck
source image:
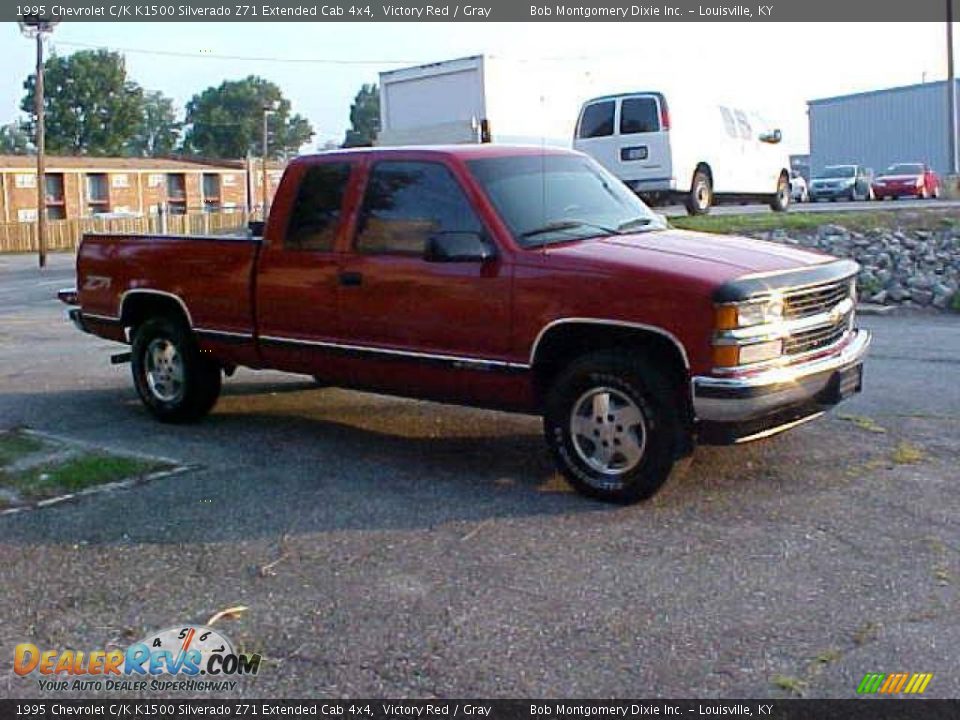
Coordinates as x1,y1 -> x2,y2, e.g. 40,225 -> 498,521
377,55 -> 586,148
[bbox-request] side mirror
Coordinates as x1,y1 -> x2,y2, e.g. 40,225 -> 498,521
248,221 -> 265,237
759,129 -> 782,144
424,232 -> 495,263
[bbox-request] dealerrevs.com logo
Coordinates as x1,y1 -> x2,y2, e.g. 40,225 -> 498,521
14,625 -> 261,692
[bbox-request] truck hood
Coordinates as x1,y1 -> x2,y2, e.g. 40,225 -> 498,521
545,228 -> 832,287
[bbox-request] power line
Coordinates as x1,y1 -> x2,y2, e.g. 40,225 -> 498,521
52,40 -> 420,65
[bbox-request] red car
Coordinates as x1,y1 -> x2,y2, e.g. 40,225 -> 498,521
59,146 -> 870,503
872,163 -> 941,200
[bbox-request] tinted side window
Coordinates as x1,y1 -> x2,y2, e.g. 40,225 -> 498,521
578,101 -> 615,139
356,161 -> 482,255
286,163 -> 351,251
619,97 -> 659,134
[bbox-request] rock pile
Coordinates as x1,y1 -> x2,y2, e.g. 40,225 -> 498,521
755,224 -> 959,310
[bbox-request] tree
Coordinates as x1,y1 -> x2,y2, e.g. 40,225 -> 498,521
182,76 -> 314,159
0,122 -> 32,154
342,84 -> 380,148
128,91 -> 180,157
20,50 -> 145,156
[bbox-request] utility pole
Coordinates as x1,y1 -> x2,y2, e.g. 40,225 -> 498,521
19,18 -> 57,268
261,103 -> 278,220
949,0 -> 959,176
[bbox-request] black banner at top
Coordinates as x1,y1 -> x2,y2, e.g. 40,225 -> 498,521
5,0 -> 960,22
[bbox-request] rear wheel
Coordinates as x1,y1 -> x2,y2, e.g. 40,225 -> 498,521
543,351 -> 681,504
685,169 -> 713,215
131,316 -> 221,423
770,173 -> 790,212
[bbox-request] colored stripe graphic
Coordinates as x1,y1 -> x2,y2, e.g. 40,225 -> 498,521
858,672 -> 933,694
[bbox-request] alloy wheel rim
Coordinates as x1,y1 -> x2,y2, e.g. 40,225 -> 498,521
145,338 -> 184,403
569,386 -> 647,477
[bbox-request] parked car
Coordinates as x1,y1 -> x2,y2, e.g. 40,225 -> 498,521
790,171 -> 809,203
574,94 -> 791,215
809,165 -> 874,202
871,163 -> 941,200
60,146 -> 870,504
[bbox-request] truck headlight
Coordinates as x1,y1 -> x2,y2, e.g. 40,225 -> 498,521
713,340 -> 784,368
715,295 -> 784,329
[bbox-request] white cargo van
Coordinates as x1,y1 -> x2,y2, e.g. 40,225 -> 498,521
573,93 -> 791,215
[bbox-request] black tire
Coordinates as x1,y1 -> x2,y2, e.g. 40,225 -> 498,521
770,173 -> 790,212
543,351 -> 681,504
131,316 -> 222,423
685,169 -> 713,215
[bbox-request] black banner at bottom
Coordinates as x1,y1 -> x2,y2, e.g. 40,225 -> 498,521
0,699 -> 953,720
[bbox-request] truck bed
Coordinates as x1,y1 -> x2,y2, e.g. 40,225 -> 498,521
76,232 -> 262,343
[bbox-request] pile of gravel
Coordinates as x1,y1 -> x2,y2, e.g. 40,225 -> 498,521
756,224 -> 960,310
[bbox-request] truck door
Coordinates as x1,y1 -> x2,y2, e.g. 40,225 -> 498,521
255,160 -> 355,374
337,159 -> 511,364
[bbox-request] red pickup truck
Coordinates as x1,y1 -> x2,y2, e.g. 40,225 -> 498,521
60,146 -> 870,503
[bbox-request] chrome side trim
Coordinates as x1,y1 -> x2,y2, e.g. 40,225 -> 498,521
528,318 -> 690,369
259,334 -> 531,370
83,312 -> 121,323
119,289 -> 194,327
195,328 -> 254,340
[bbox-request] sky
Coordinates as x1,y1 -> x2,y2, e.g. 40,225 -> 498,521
0,22 -> 953,155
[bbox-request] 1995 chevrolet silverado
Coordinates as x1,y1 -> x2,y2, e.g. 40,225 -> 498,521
59,146 -> 870,503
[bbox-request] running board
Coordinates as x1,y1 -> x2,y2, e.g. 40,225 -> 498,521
110,352 -> 132,365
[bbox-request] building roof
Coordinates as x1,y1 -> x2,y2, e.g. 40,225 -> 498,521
0,155 -> 282,172
808,79 -> 958,106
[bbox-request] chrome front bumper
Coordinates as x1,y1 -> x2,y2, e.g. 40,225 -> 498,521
692,329 -> 871,443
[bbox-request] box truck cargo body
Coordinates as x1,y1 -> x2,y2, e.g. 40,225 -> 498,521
377,55 -> 587,147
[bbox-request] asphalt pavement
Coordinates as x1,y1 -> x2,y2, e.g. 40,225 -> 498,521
0,253 -> 958,699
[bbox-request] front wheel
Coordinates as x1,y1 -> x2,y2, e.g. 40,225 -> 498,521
685,169 -> 713,215
770,173 -> 791,212
131,316 -> 222,423
543,352 -> 681,504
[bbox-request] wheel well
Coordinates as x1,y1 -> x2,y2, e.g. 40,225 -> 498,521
694,162 -> 713,186
532,323 -> 693,427
120,293 -> 190,335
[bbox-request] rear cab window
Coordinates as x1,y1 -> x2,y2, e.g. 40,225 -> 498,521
577,101 -> 615,139
285,162 -> 352,251
355,160 -> 483,256
619,96 -> 660,134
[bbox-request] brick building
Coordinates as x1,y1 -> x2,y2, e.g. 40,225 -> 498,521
0,155 -> 284,223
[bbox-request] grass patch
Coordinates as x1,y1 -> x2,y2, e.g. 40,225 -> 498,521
890,442 -> 925,465
669,208 -> 960,235
0,430 -> 47,467
10,452 -> 163,498
837,413 -> 887,434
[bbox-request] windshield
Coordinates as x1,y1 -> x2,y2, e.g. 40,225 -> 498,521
884,163 -> 924,175
466,154 -> 666,248
818,166 -> 856,179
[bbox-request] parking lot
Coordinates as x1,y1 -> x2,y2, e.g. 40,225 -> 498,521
0,252 -> 958,699
661,196 -> 960,217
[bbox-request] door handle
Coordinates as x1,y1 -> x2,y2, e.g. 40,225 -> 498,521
338,271 -> 363,287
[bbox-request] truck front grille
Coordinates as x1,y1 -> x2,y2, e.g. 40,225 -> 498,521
783,279 -> 852,319
783,318 -> 850,356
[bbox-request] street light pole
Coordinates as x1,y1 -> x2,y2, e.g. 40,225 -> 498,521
948,0 -> 959,176
261,104 -> 278,220
34,31 -> 46,268
19,17 -> 57,269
